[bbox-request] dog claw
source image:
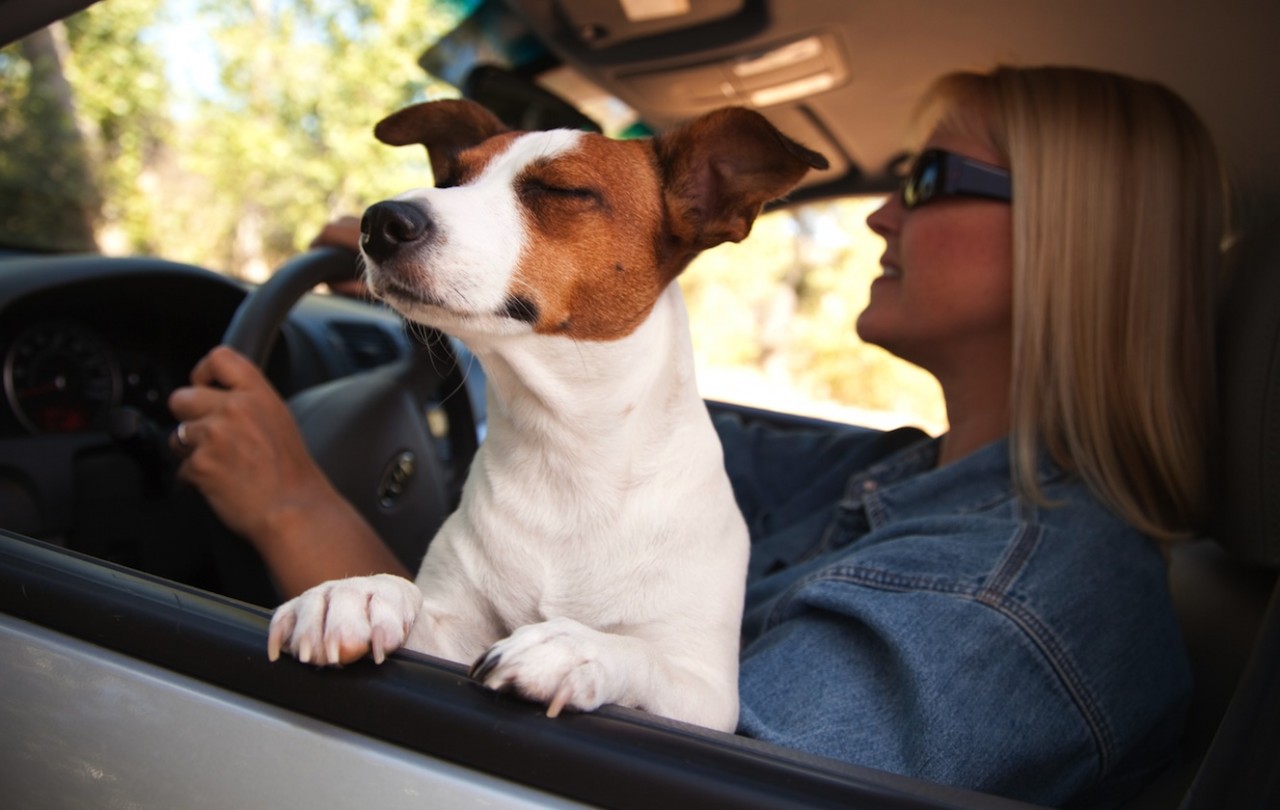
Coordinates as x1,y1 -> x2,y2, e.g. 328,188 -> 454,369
371,627 -> 386,665
547,683 -> 573,718
470,651 -> 501,682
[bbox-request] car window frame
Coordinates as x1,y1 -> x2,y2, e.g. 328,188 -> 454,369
0,527 -> 1041,810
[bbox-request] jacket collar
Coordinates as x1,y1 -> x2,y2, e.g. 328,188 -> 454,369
848,435 -> 1070,528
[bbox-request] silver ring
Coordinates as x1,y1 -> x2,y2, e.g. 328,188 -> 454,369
176,421 -> 191,448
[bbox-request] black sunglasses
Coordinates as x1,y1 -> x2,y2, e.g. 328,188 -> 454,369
900,149 -> 1012,209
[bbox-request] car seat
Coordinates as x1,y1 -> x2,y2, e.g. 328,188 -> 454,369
1128,222 -> 1280,808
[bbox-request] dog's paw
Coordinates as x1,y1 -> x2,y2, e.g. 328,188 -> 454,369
267,574 -> 422,666
470,617 -> 618,717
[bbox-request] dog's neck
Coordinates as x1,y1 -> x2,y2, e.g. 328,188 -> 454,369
465,284 -> 700,453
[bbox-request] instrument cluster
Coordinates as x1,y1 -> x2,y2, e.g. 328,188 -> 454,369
2,318 -> 177,436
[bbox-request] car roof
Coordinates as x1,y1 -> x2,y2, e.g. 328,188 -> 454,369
498,0 -> 1280,207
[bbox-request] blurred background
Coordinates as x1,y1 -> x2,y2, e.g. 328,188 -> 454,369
0,0 -> 945,433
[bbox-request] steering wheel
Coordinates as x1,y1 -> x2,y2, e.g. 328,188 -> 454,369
212,247 -> 479,603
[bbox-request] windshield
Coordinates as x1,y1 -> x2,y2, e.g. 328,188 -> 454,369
0,0 -> 944,431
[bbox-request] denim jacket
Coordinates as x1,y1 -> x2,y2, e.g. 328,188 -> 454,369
716,415 -> 1191,808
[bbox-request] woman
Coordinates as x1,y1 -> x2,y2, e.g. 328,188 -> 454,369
169,66 -> 1229,806
721,66 -> 1226,806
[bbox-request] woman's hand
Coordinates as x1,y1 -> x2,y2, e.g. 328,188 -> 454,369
310,214 -> 362,252
310,215 -> 370,299
168,346 -> 325,541
168,345 -> 410,597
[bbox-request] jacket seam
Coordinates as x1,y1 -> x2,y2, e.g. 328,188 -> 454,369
976,515 -> 1117,775
974,584 -> 1116,776
772,559 -> 1117,776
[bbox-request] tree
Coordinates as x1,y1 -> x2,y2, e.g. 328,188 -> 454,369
1,0 -> 468,272
0,23 -> 101,251
61,0 -> 171,254
171,0 -> 468,278
0,0 -> 169,253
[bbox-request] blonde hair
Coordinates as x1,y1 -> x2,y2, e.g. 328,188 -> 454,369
916,66 -> 1229,541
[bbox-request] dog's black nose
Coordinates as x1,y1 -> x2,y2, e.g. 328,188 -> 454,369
361,201 -> 431,261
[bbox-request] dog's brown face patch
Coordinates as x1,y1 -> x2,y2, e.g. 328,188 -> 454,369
507,136 -> 672,341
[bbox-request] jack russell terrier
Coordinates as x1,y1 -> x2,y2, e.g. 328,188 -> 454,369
267,99 -> 827,731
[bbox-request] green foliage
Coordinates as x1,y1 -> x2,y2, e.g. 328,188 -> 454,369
1,0 -> 464,273
0,27 -> 98,251
63,0 -> 171,253
155,0 -> 467,276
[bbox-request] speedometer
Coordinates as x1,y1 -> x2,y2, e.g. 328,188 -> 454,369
3,321 -> 122,434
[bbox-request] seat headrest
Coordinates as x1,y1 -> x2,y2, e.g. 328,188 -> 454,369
1214,222 -> 1280,566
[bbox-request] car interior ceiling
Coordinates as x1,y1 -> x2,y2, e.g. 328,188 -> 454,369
1,1 -> 1279,808
496,0 -> 1280,212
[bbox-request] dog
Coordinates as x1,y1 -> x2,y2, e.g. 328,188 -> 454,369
266,99 -> 828,731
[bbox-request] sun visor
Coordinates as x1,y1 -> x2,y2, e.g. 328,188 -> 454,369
553,0 -> 747,49
619,33 -> 848,118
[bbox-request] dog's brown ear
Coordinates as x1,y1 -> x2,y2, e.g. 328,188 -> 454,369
374,99 -> 510,186
655,107 -> 828,251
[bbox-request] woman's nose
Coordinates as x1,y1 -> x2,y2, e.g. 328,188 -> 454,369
865,193 -> 903,238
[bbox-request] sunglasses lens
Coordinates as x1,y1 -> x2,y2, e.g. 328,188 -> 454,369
904,154 -> 939,209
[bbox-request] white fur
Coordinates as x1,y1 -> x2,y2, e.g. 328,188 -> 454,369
268,130 -> 749,732
386,130 -> 581,323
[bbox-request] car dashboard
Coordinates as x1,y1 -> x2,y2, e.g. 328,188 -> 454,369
1,268 -> 232,438
0,252 -> 420,594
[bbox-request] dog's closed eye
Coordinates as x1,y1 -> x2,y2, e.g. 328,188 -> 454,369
519,177 -> 604,208
500,294 -> 540,324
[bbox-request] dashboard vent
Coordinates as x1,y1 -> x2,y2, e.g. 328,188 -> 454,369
329,322 -> 401,370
